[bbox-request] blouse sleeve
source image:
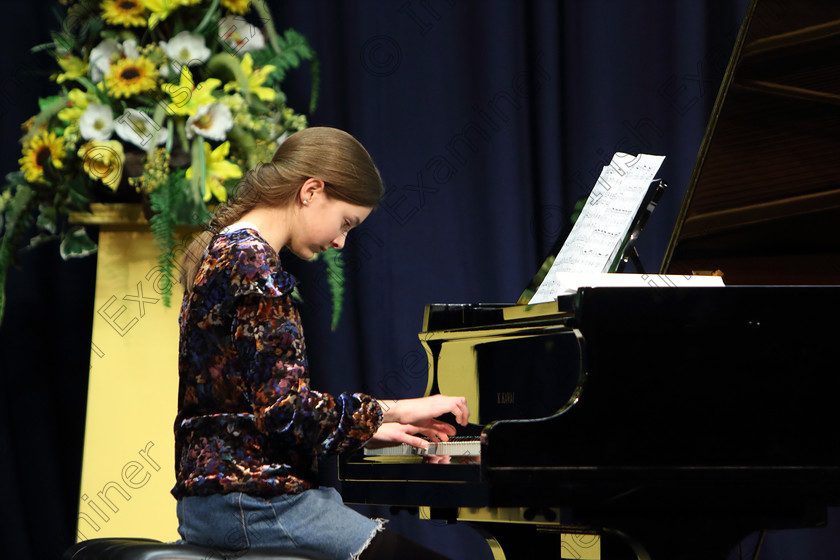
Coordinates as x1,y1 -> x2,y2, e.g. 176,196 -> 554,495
227,241 -> 382,456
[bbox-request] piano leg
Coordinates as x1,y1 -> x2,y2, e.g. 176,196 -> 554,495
425,508 -> 606,560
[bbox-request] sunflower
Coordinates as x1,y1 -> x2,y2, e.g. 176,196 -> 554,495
221,0 -> 250,14
19,131 -> 67,183
101,0 -> 149,27
105,56 -> 159,98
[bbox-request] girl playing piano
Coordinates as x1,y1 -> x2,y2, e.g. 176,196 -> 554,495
174,127 -> 468,559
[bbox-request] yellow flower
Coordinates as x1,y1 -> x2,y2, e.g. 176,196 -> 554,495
140,0 -> 199,28
105,56 -> 159,98
52,54 -> 88,84
131,147 -> 170,194
221,0 -> 250,14
57,88 -> 91,123
77,139 -> 125,191
223,53 -> 276,102
160,66 -> 221,116
101,0 -> 148,27
19,130 -> 67,183
186,141 -> 242,202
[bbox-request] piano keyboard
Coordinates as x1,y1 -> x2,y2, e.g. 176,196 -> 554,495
364,436 -> 480,457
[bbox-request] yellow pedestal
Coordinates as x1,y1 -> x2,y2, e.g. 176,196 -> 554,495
72,204 -> 196,542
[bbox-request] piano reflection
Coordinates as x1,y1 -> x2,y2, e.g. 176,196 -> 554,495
340,1 -> 840,558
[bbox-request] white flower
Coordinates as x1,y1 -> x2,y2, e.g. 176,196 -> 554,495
218,16 -> 266,54
275,131 -> 290,146
186,103 -> 234,141
122,39 -> 140,59
89,39 -> 120,82
89,38 -> 141,82
79,103 -> 115,141
160,31 -> 211,71
114,109 -> 168,149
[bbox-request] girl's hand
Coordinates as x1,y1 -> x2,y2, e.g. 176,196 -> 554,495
366,420 -> 455,450
377,394 -> 470,427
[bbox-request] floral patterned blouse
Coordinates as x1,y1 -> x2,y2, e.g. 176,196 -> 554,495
172,227 -> 383,499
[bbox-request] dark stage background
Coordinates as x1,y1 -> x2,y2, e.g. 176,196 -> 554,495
2,1 -> 839,559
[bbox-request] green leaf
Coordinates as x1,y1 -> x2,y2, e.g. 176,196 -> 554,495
190,135 -> 206,206
74,75 -> 110,104
31,40 -> 59,54
570,197 -> 586,224
36,204 -> 58,234
4,172 -> 26,188
64,176 -> 94,210
28,233 -> 58,249
277,29 -> 316,68
194,0 -> 221,34
38,96 -> 62,112
49,31 -> 75,54
252,0 -> 282,54
59,226 -> 97,260
148,103 -> 169,159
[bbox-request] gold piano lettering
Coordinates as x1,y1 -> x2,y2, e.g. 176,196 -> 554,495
497,392 -> 515,405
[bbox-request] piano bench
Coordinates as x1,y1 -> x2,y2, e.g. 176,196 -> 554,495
62,538 -> 331,560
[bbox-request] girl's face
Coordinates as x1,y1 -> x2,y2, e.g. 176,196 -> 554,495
288,192 -> 372,260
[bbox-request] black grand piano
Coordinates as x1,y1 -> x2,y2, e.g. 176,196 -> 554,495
340,1 -> 840,558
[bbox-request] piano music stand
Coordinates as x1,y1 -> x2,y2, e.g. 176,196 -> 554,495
518,178 -> 668,303
611,179 -> 668,274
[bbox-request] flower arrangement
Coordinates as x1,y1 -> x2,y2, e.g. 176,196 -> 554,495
0,0 -> 348,327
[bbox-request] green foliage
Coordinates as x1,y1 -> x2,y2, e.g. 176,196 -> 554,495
0,184 -> 36,323
0,1 -> 344,331
38,96 -> 63,112
252,29 -> 319,114
148,179 -> 179,307
322,248 -> 345,331
148,170 -> 207,307
59,226 -> 97,259
1,167 -> 98,324
570,197 -> 587,224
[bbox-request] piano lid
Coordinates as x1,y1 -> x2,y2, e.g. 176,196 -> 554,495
661,0 -> 840,284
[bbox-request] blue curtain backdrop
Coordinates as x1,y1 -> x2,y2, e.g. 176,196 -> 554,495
3,1 -> 839,559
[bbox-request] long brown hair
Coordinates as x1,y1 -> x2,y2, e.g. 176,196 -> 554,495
179,127 -> 383,293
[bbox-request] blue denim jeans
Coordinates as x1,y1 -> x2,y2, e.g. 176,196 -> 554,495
177,488 -> 384,559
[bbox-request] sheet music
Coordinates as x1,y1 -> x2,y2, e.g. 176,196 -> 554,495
530,152 -> 665,304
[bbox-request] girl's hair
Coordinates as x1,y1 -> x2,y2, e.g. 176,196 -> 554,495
179,127 -> 384,293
